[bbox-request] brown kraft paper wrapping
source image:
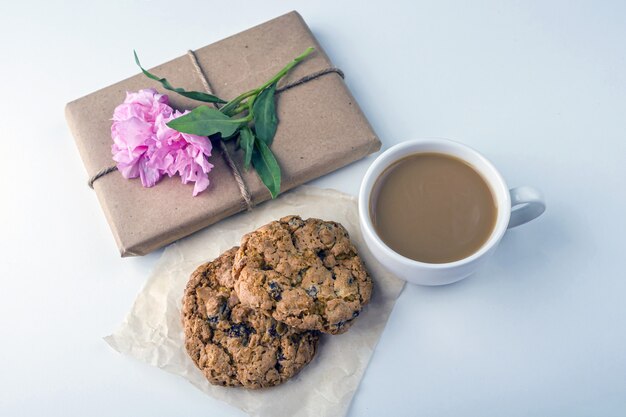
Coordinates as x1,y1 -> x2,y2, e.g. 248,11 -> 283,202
65,11 -> 381,257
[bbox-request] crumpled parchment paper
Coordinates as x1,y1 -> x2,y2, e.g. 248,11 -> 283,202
105,186 -> 405,417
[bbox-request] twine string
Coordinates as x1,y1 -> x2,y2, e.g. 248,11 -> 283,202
88,49 -> 345,208
187,50 -> 255,211
88,165 -> 118,189
276,67 -> 344,94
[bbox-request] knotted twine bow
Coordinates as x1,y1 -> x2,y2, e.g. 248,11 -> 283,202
89,50 -> 344,212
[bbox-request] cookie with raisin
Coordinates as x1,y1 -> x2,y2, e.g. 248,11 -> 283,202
182,247 -> 319,389
233,216 -> 372,335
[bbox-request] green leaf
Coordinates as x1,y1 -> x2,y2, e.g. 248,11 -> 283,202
134,51 -> 226,104
251,139 -> 281,198
252,83 -> 278,145
239,126 -> 254,170
167,106 -> 244,138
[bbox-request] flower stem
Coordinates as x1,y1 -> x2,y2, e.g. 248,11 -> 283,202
222,89 -> 257,116
256,47 -> 315,93
247,94 -> 256,119
232,102 -> 249,114
223,47 -> 315,117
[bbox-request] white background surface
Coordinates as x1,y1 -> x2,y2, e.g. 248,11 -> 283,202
1,1 -> 625,416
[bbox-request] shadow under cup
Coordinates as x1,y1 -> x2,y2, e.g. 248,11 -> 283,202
358,139 -> 512,286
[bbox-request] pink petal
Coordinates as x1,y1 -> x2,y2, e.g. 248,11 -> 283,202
192,172 -> 210,196
138,158 -> 162,187
113,117 -> 153,150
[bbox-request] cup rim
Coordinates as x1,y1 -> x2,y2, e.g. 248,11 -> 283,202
358,138 -> 511,270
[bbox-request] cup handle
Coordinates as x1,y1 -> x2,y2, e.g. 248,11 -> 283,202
507,186 -> 546,229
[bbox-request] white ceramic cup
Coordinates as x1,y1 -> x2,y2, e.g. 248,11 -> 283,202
358,139 -> 546,286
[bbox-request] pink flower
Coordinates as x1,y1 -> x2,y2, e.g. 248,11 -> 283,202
111,89 -> 213,195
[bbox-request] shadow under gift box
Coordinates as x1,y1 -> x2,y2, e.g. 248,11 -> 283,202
65,10 -> 381,257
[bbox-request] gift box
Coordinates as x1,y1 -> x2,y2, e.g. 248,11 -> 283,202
65,11 -> 380,257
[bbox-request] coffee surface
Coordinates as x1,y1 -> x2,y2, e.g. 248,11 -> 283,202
371,153 -> 497,263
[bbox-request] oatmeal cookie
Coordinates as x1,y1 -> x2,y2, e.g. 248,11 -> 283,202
233,216 -> 372,334
182,247 -> 319,389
